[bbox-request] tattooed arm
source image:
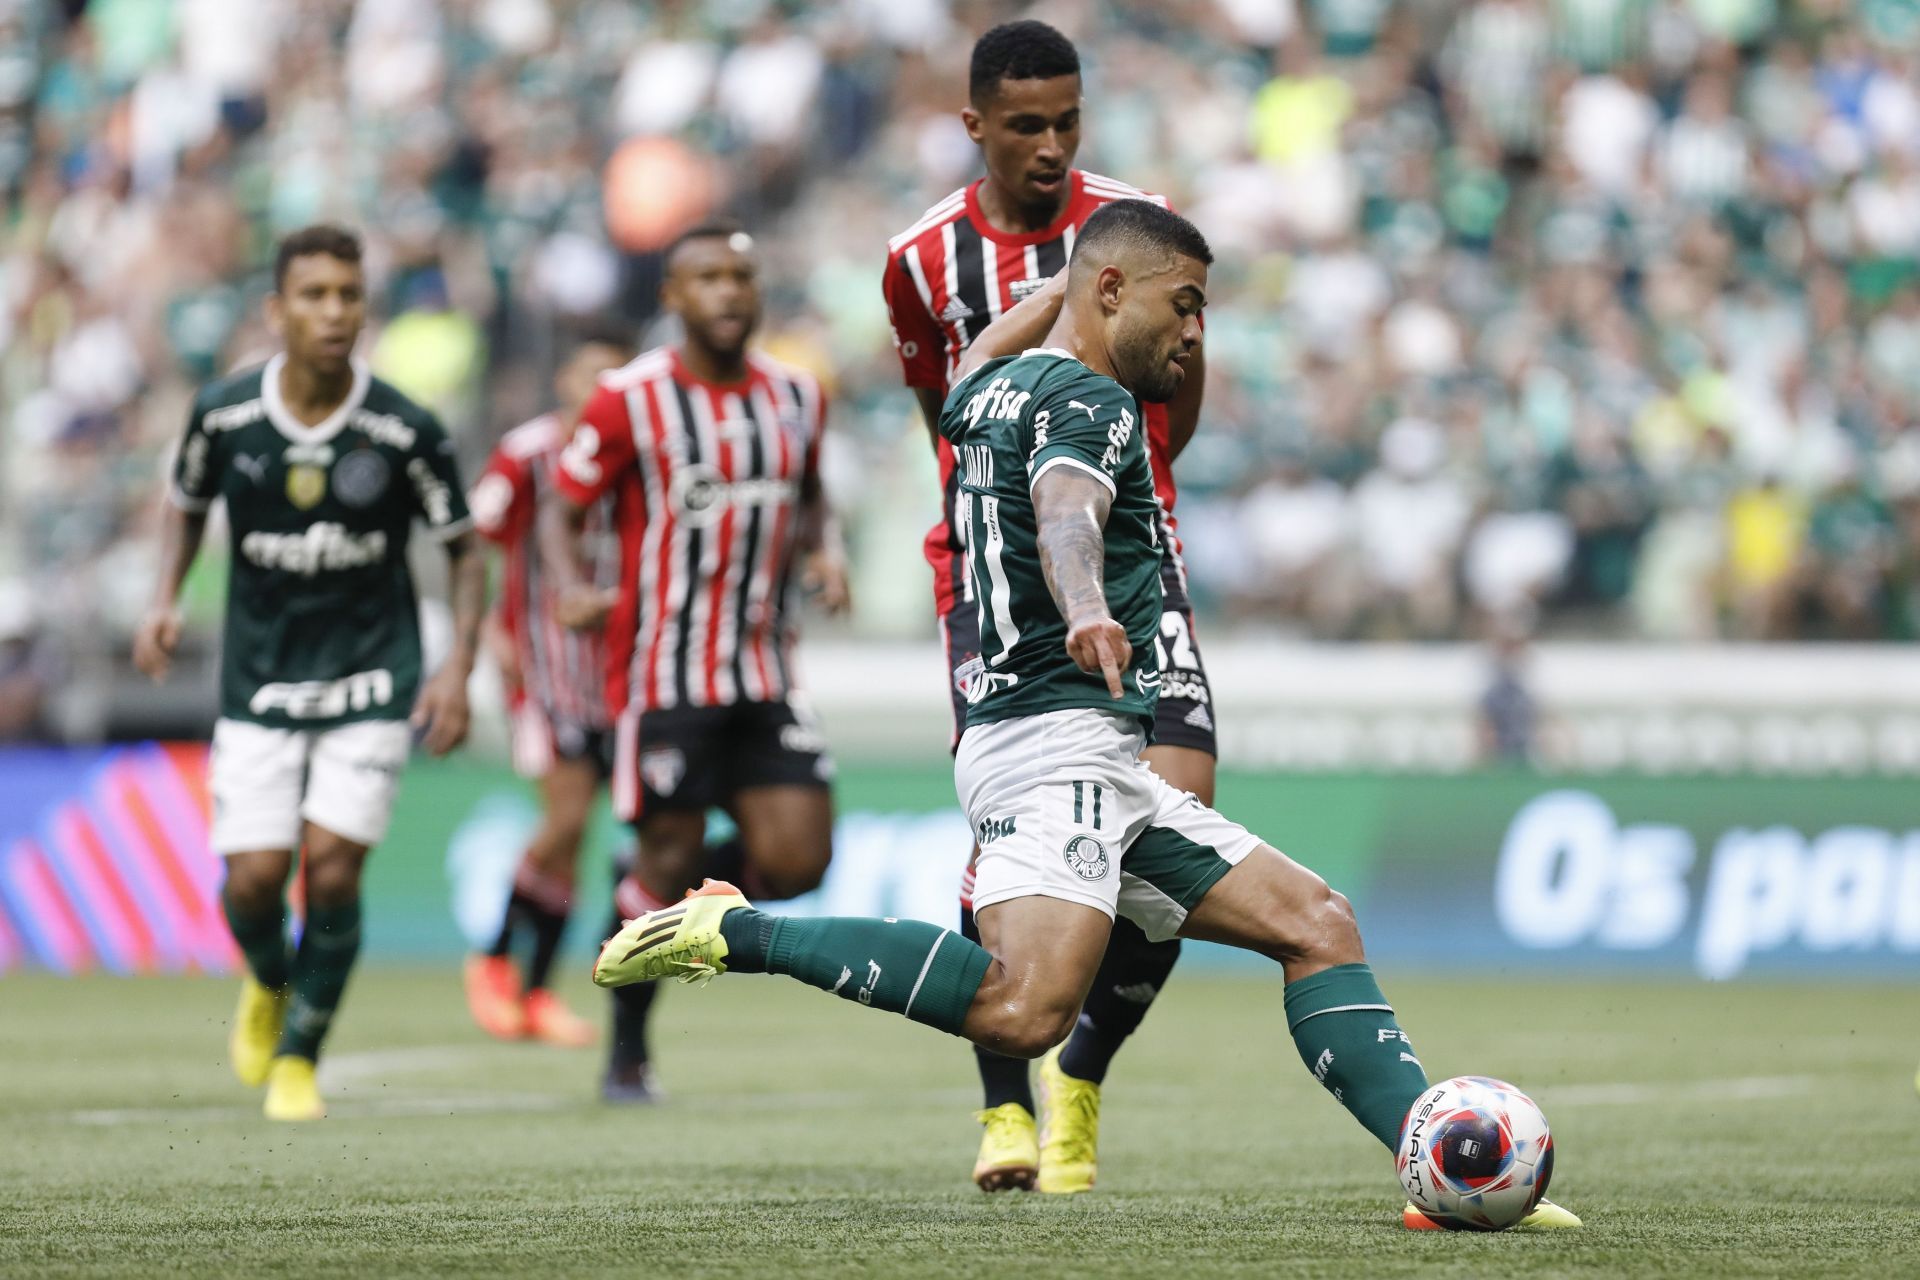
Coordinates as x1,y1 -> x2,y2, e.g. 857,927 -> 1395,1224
1032,465 -> 1130,698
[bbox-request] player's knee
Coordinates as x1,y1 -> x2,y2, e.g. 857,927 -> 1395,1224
754,839 -> 831,898
304,866 -> 361,906
970,990 -> 1076,1060
302,846 -> 365,907
993,1008 -> 1076,1061
1300,883 -> 1363,966
637,833 -> 704,892
221,865 -> 282,915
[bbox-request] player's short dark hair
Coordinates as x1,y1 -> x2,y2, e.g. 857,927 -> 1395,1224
566,314 -> 637,356
969,20 -> 1080,103
1070,200 -> 1213,273
273,224 -> 362,291
664,219 -> 754,266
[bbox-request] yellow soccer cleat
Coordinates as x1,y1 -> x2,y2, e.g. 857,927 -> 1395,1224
971,1102 -> 1038,1192
1402,1197 -> 1583,1231
262,1055 -> 326,1122
593,879 -> 745,989
1036,1045 -> 1100,1194
229,977 -> 288,1088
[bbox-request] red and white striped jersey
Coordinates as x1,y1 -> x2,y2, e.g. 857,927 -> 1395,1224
469,413 -> 613,730
881,169 -> 1191,619
552,345 -> 826,716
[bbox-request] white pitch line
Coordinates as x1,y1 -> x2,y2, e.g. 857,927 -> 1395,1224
320,1044 -> 516,1085
55,1070 -> 1818,1129
66,1092 -> 575,1126
1540,1074 -> 1817,1107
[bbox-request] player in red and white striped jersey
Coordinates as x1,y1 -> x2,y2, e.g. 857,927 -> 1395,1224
461,330 -> 631,1051
881,20 -> 1220,1194
545,223 -> 847,1101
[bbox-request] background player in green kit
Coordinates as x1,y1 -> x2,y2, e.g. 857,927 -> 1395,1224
593,201 -> 1579,1226
133,225 -> 485,1122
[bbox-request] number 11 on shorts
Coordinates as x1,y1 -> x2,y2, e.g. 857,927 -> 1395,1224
1072,780 -> 1104,830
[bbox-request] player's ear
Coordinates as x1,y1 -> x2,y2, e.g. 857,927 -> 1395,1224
264,291 -> 285,339
1097,264 -> 1126,314
961,104 -> 986,145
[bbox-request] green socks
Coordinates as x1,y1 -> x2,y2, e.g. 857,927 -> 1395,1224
1284,962 -> 1429,1150
275,901 -> 363,1061
221,888 -> 290,991
720,909 -> 992,1036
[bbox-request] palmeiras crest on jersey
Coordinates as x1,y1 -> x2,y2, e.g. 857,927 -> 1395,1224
640,747 -> 686,797
332,448 -> 392,508
1062,834 -> 1110,881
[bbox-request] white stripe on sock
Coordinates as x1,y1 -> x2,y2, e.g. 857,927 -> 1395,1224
901,928 -> 949,1020
1286,1002 -> 1394,1031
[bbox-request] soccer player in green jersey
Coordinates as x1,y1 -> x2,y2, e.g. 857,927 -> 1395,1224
593,201 -> 1577,1226
595,200 -> 1581,1225
133,225 -> 485,1121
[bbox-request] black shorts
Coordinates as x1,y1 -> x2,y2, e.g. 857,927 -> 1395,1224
942,597 -> 1218,758
615,697 -> 834,820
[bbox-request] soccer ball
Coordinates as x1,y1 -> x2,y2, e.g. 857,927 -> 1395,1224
1396,1075 -> 1555,1232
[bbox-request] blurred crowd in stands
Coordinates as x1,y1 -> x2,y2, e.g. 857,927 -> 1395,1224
4,0 -> 1920,739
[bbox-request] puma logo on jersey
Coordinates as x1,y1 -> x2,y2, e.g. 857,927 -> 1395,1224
233,453 -> 267,486
1068,399 -> 1100,421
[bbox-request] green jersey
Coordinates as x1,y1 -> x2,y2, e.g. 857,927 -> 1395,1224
170,356 -> 472,731
940,349 -> 1164,735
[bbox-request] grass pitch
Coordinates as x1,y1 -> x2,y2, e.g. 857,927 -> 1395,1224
5,968 -> 1918,1278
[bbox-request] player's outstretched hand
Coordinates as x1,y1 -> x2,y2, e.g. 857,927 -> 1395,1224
555,585 -> 617,630
1065,616 -> 1130,699
132,606 -> 182,682
802,548 -> 852,616
411,664 -> 471,756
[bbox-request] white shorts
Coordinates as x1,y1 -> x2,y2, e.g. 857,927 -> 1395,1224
209,717 -> 413,854
954,707 -> 1263,942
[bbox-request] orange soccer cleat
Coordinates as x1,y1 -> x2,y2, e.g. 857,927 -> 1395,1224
464,954 -> 526,1040
523,988 -> 598,1048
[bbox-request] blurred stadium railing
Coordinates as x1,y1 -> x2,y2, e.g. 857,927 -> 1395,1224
6,641 -> 1920,980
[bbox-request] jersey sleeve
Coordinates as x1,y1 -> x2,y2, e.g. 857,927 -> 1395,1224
406,413 -> 474,540
168,393 -> 219,512
1025,371 -> 1139,499
553,384 -> 639,506
882,245 -> 947,390
467,443 -> 534,546
801,375 -> 829,481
